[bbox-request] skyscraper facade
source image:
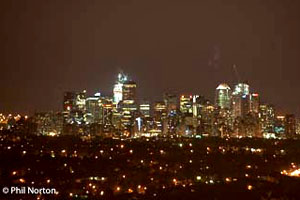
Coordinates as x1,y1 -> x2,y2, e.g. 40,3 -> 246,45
215,83 -> 231,109
232,82 -> 250,118
180,95 -> 193,115
285,114 -> 296,138
163,93 -> 177,115
63,90 -> 86,125
113,72 -> 128,104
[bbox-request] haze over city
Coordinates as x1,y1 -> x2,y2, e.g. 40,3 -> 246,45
2,1 -> 300,199
1,0 -> 300,115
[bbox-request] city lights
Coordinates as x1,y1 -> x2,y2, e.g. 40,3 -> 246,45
1,70 -> 300,200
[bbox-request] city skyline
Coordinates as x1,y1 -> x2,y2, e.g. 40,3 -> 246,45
0,70 -> 296,118
1,1 -> 300,199
1,0 -> 300,115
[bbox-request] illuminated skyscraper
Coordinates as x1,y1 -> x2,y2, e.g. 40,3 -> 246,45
85,93 -> 101,124
153,101 -> 167,134
140,101 -> 151,118
113,72 -> 128,104
153,101 -> 167,120
274,115 -> 285,137
192,95 -> 201,118
250,93 -> 260,113
122,81 -> 137,101
259,104 -> 275,135
63,90 -> 86,125
99,96 -> 113,128
215,83 -> 231,109
232,82 -> 250,118
180,95 -> 193,115
199,104 -> 215,136
232,95 -> 251,118
119,80 -> 137,133
233,83 -> 250,96
163,93 -> 177,114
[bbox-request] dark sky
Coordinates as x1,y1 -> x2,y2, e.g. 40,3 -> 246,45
0,0 -> 300,116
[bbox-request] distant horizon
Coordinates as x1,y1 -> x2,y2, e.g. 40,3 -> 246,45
1,0 -> 299,116
0,74 -> 296,118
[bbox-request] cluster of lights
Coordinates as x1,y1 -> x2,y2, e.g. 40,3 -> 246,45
2,132 -> 300,199
281,163 -> 300,178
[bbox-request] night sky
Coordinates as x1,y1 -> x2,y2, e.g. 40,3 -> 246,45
0,0 -> 300,116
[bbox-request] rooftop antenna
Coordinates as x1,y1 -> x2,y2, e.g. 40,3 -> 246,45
232,64 -> 241,83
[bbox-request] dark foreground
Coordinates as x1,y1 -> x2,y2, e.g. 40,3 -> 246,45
1,134 -> 300,199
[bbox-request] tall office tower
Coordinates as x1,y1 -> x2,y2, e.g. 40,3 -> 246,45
232,95 -> 242,118
233,83 -> 250,96
163,93 -> 177,114
250,93 -> 260,113
274,115 -> 286,137
241,95 -> 251,116
192,96 -> 209,117
113,72 -> 128,104
285,114 -> 296,138
180,95 -> 193,115
232,95 -> 251,118
63,92 -> 76,112
119,100 -> 138,128
199,104 -> 216,136
165,111 -> 180,135
63,90 -> 86,125
99,96 -> 113,129
220,109 -> 234,137
152,101 -> 166,134
232,82 -> 250,118
85,93 -> 101,124
139,101 -> 151,118
192,95 -> 200,118
258,104 -> 275,135
153,101 -> 167,120
122,81 -> 137,101
118,80 -> 137,134
215,83 -> 231,109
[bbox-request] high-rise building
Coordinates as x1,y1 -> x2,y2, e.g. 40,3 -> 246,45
85,93 -> 101,124
113,72 -> 128,104
153,102 -> 167,120
192,95 -> 200,118
232,95 -> 242,118
250,93 -> 260,113
163,93 -> 177,114
122,81 -> 137,101
151,101 -> 165,136
200,104 -> 216,137
119,80 -> 137,134
274,115 -> 285,137
63,90 -> 86,125
232,95 -> 250,118
232,82 -> 250,118
259,104 -> 275,135
180,95 -> 193,115
215,83 -> 231,109
99,96 -> 113,128
233,83 -> 250,96
119,100 -> 138,128
285,114 -> 296,138
139,101 -> 151,118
